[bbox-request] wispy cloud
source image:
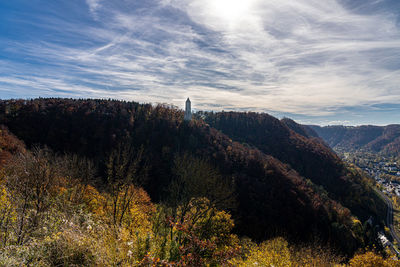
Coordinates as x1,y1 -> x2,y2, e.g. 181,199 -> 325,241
86,0 -> 102,18
0,0 -> 399,124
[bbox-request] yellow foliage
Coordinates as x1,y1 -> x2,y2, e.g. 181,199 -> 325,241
89,225 -> 135,266
181,197 -> 235,245
0,178 -> 16,245
230,237 -> 292,267
290,245 -> 344,267
102,185 -> 155,232
124,187 -> 155,232
0,185 -> 15,220
230,237 -> 344,267
349,251 -> 400,267
81,185 -> 107,216
76,184 -> 154,233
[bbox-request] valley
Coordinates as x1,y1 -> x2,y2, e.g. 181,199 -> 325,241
315,134 -> 400,257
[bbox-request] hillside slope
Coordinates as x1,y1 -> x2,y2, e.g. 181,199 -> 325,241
0,125 -> 26,167
0,130 -> 393,265
202,112 -> 384,223
0,99 -> 385,254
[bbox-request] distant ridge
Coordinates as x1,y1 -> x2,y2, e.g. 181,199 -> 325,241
309,124 -> 400,155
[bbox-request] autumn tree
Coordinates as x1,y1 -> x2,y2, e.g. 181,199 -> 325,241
5,147 -> 62,245
62,154 -> 97,205
106,141 -> 148,226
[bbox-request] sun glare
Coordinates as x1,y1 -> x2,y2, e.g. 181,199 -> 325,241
208,0 -> 256,25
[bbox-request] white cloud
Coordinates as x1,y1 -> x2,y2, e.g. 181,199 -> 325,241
86,0 -> 102,18
158,0 -> 400,114
1,0 -> 400,122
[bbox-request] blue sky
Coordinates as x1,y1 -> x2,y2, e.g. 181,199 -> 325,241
0,0 -> 400,125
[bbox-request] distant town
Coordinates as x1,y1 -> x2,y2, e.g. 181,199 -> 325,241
340,151 -> 400,197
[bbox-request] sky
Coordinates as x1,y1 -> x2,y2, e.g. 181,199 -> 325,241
0,0 -> 400,126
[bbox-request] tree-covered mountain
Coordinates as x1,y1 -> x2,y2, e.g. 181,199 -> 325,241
309,125 -> 400,155
0,99 -> 387,256
202,112 -> 384,224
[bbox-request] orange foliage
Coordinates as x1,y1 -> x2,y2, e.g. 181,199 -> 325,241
81,185 -> 107,216
0,126 -> 25,168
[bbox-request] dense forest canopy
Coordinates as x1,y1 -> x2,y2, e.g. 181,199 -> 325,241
201,111 -> 385,222
0,98 -> 389,260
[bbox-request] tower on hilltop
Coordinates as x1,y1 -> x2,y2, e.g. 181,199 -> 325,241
184,98 -> 192,121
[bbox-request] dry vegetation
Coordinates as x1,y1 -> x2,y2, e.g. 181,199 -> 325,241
0,144 -> 397,266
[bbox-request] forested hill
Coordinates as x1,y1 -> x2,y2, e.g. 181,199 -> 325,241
281,117 -> 320,139
202,112 -> 384,224
0,99 -> 385,255
309,124 -> 400,155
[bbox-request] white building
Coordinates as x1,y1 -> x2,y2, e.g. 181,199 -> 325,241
378,232 -> 389,247
184,98 -> 192,121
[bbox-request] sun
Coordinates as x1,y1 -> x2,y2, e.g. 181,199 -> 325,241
207,0 -> 256,25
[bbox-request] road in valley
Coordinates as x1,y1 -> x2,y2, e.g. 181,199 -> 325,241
375,189 -> 400,255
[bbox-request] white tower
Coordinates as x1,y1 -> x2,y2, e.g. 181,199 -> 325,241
184,98 -> 192,121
